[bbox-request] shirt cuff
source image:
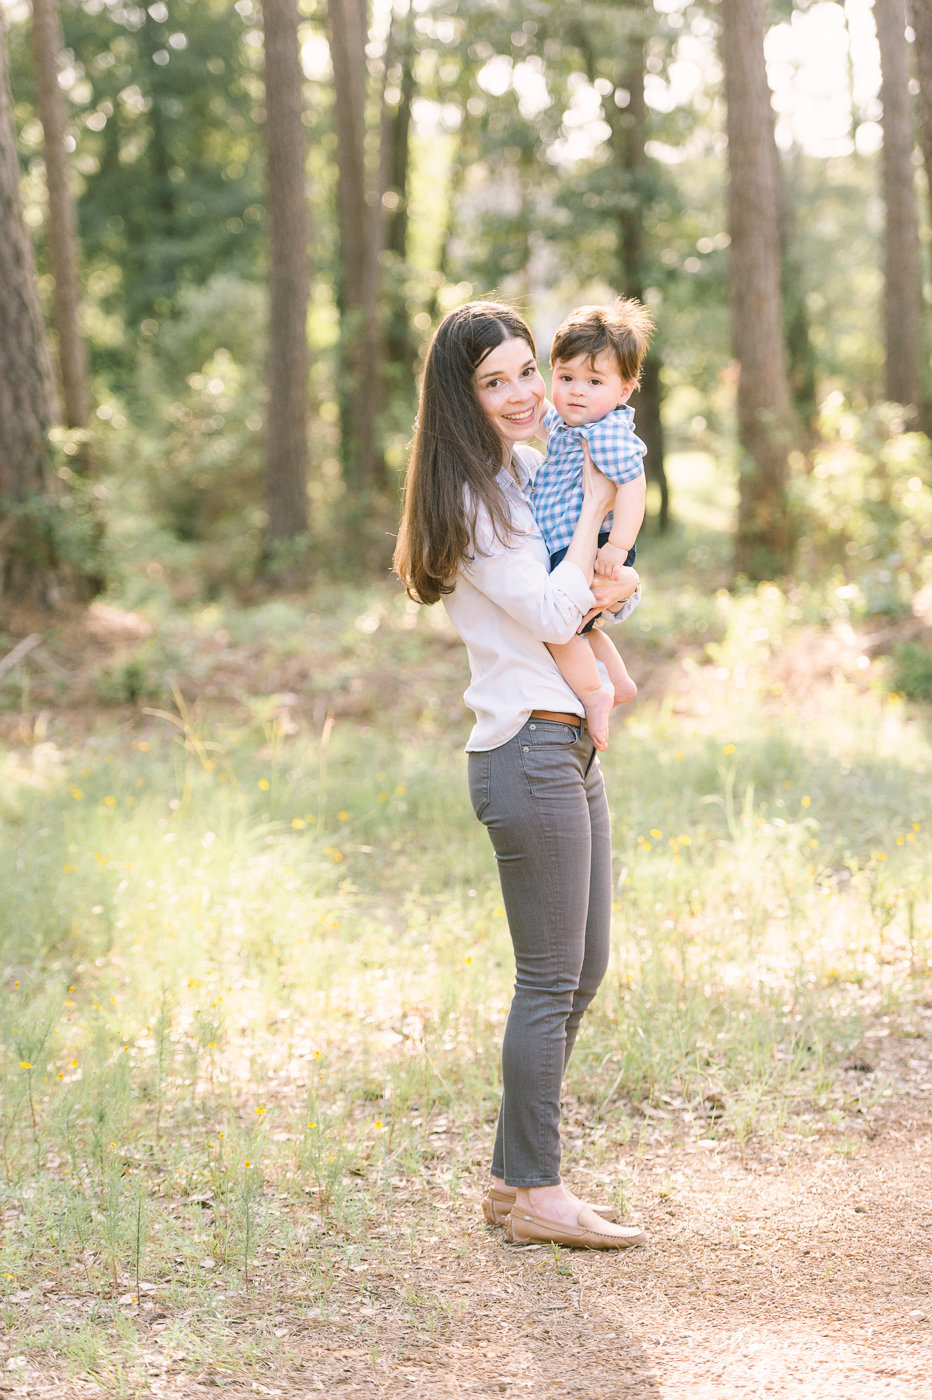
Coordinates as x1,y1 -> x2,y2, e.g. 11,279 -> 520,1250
549,558 -> 596,612
608,584 -> 641,623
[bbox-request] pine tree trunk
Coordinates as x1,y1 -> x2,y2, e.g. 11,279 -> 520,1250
0,15 -> 63,604
875,0 -> 923,413
31,0 -> 89,440
262,0 -> 309,544
381,3 -> 417,380
912,0 -> 932,219
720,0 -> 796,580
909,0 -> 932,433
327,0 -> 385,492
614,0 -> 668,531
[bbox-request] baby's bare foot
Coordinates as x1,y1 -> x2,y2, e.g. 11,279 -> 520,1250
583,687 -> 614,751
614,673 -> 637,705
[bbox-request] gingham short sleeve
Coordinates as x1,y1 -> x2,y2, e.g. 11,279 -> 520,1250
583,410 -> 646,484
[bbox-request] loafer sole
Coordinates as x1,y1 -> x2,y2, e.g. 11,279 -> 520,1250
506,1206 -> 645,1250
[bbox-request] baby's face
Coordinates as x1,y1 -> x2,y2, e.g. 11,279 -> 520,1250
551,351 -> 632,427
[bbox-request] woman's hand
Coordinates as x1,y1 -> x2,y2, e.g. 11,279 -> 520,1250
589,567 -> 639,611
579,568 -> 640,630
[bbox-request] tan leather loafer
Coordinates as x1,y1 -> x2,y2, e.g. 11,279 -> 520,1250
482,1184 -> 619,1228
481,1185 -> 518,1226
506,1204 -> 645,1249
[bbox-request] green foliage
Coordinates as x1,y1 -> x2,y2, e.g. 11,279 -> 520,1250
792,398 -> 932,613
60,0 -> 266,331
88,273 -> 269,589
0,464 -> 106,593
890,641 -> 932,701
3,0 -> 922,593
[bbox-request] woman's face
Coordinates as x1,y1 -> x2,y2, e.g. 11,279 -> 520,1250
472,336 -> 546,457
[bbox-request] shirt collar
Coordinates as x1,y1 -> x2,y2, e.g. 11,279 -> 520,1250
498,451 -> 535,499
555,404 -> 635,435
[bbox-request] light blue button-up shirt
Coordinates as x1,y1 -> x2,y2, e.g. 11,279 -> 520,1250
533,405 -> 647,557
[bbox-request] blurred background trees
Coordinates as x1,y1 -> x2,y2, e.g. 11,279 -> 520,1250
0,0 -> 929,606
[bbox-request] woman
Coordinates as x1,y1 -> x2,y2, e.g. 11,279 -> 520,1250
394,302 -> 645,1249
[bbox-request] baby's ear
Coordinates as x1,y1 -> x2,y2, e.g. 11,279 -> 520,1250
618,380 -> 638,406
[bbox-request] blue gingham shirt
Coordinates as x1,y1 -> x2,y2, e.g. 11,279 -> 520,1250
533,404 -> 647,556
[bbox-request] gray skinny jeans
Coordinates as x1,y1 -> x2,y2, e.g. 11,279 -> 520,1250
467,717 -> 612,1187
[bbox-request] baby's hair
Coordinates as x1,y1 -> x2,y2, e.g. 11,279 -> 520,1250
550,297 -> 654,385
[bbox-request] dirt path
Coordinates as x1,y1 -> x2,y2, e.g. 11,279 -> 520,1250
6,1102 -> 931,1400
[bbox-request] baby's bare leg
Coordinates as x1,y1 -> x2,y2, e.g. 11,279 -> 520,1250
588,627 -> 637,704
546,636 -> 614,751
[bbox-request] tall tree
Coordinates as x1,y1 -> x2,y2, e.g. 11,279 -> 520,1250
577,0 -> 670,530
327,0 -> 386,492
0,14 -> 62,604
720,0 -> 796,579
908,0 -> 931,433
380,1 -> 418,382
262,0 -> 309,545
874,0 -> 923,414
912,0 -> 932,227
31,0 -> 90,442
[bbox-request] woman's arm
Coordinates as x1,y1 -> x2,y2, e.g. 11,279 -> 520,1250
560,439 -> 616,576
462,446 -> 620,645
464,534 -> 594,646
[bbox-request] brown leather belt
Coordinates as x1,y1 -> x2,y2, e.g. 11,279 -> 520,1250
529,709 -> 585,727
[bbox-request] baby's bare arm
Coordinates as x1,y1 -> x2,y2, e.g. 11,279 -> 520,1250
609,475 -> 646,550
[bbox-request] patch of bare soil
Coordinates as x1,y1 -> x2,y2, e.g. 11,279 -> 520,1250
4,595 -> 927,745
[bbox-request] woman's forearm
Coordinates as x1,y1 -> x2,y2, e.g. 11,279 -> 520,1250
562,439 -> 615,578
562,495 -> 608,577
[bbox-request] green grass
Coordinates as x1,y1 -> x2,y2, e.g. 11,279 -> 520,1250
1,450 -> 930,1387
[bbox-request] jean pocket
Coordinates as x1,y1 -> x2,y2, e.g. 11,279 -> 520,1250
467,750 -> 491,821
518,723 -> 583,800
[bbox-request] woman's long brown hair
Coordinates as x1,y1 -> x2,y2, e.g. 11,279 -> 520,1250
393,302 -> 537,605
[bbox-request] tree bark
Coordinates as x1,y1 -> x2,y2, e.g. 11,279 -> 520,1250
327,0 -> 385,491
911,0 -> 932,433
0,15 -> 65,603
912,0 -> 932,223
262,0 -> 309,544
381,2 -> 417,379
875,0 -> 922,413
613,1 -> 668,531
720,0 -> 796,579
31,0 -> 90,444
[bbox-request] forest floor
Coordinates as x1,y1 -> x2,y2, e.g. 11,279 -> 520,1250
2,592 -> 932,1399
4,1099 -> 932,1399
